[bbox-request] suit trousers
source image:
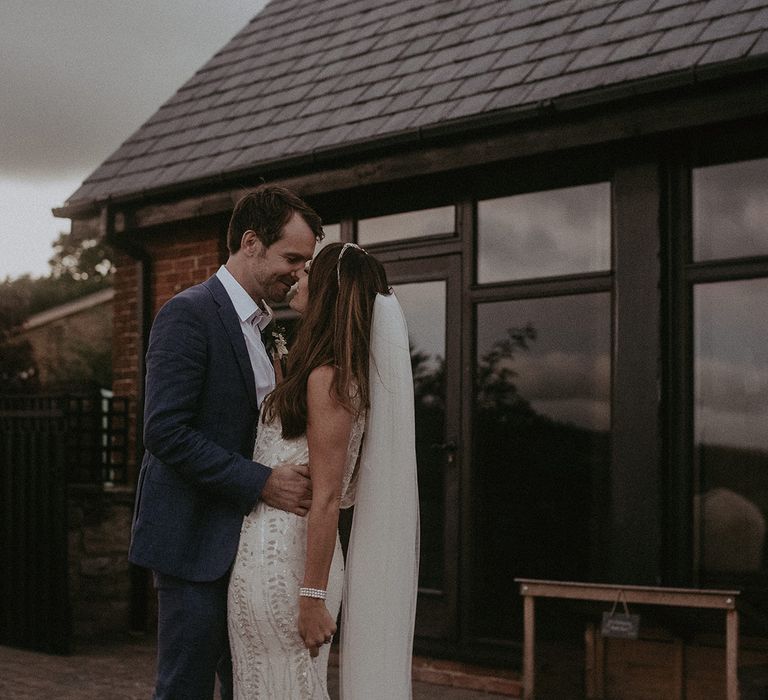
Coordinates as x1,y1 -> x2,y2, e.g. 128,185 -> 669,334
153,571 -> 233,700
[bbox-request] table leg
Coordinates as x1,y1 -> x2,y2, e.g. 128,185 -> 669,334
523,594 -> 535,700
725,608 -> 739,700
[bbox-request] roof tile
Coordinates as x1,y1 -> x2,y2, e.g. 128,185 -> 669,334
653,20 -> 708,51
609,0 -> 657,21
67,0 -> 768,206
652,0 -> 706,28
698,11 -> 759,41
530,31 -> 576,59
535,0 -> 578,23
746,8 -> 768,31
454,51 -> 505,79
609,13 -> 658,42
421,79 -> 463,104
485,82 -> 536,112
528,14 -> 578,41
378,106 -> 427,133
609,31 -> 663,60
748,28 -> 768,53
571,4 -> 616,31
526,52 -> 577,81
568,44 -> 616,71
698,31 -> 759,62
491,25 -> 537,51
489,62 -> 537,89
451,71 -> 502,99
464,15 -> 508,43
445,92 -> 496,121
695,0 -> 749,21
494,42 -> 539,69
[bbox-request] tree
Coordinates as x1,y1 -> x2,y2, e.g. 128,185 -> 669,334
0,227 -> 114,393
0,279 -> 40,392
49,227 -> 114,283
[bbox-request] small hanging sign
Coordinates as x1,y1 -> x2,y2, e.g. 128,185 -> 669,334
601,589 -> 640,639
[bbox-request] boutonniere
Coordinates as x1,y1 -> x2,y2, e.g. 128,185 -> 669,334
262,322 -> 288,360
271,325 -> 288,361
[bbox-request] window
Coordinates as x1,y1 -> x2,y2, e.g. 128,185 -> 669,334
473,293 -> 611,637
693,281 -> 768,578
316,222 -> 341,253
357,206 -> 454,245
692,158 -> 768,262
477,183 -> 611,283
391,281 -> 447,592
690,156 -> 768,581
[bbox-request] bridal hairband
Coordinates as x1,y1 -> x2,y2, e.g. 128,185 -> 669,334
336,242 -> 367,284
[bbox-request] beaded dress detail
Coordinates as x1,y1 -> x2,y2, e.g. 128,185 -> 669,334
228,411 -> 365,699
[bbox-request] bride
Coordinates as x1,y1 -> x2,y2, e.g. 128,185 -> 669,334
227,242 -> 420,699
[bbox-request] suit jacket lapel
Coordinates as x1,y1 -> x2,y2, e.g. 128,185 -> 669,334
204,275 -> 259,411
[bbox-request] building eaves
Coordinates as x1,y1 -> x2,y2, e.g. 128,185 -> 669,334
57,0 -> 768,219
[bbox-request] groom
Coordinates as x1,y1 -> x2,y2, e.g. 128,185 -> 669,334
129,185 -> 322,699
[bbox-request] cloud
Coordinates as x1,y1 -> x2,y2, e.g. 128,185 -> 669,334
477,182 -> 611,283
495,351 -> 611,430
0,0 -> 265,278
0,176 -> 81,279
693,158 -> 768,260
0,0 -> 265,179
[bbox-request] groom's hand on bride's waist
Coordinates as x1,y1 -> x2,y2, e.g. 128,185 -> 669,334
261,463 -> 312,516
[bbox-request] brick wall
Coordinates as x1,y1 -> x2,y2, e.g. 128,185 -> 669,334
107,215 -> 227,632
146,218 -> 225,315
23,294 -> 113,388
112,250 -> 141,485
112,215 -> 227,485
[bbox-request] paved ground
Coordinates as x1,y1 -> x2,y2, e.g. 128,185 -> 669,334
0,634 -> 510,699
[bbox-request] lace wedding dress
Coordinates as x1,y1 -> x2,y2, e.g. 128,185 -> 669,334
227,411 -> 365,700
228,292 -> 420,700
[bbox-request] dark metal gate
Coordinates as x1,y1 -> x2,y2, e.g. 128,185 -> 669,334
0,394 -> 129,653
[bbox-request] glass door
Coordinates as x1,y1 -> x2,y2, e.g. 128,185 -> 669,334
384,253 -> 462,641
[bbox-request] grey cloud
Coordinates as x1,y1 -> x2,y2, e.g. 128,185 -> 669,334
0,0 -> 264,179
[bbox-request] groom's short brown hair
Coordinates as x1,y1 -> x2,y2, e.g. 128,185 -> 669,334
227,184 -> 324,253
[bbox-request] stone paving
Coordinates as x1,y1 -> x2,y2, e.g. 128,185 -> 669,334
0,634 -> 510,699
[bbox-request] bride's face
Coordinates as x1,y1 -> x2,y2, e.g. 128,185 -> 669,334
288,262 -> 310,314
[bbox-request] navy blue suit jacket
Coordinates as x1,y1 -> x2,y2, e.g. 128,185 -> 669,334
128,275 -> 270,581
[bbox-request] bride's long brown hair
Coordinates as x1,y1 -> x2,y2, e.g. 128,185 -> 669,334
262,242 -> 389,439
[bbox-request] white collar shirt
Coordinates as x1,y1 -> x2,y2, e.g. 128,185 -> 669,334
216,265 -> 275,407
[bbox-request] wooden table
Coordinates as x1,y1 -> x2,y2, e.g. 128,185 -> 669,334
516,578 -> 741,700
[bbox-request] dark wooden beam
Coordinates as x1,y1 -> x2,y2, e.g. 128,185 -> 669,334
60,76 -> 768,232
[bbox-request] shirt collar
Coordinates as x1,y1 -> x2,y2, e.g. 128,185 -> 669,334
216,265 -> 273,330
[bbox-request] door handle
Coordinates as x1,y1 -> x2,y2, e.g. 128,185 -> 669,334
431,440 -> 457,464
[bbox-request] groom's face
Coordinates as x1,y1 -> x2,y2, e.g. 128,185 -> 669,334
246,211 -> 316,303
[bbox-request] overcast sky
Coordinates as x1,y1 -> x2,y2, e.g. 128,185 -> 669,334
0,0 -> 267,280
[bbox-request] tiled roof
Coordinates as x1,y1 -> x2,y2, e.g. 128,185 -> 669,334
23,288 -> 114,330
67,0 -> 768,207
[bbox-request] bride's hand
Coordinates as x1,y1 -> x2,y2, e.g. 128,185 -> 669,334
298,598 -> 337,658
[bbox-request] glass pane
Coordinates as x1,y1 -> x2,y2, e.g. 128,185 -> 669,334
477,183 -> 611,283
694,279 -> 768,576
693,158 -> 768,262
473,293 -> 611,637
316,222 -> 341,254
392,281 -> 446,591
358,206 -> 454,245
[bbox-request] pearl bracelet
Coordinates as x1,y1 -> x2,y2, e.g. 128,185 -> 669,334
299,587 -> 327,600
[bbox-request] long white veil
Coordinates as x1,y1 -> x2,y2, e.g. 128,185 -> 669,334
340,291 -> 420,699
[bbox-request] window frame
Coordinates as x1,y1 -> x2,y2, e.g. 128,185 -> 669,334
671,135 -> 768,593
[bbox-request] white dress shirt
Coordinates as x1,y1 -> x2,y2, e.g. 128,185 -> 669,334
216,265 -> 275,407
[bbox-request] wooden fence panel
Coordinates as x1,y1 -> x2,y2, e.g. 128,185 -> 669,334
0,404 -> 71,653
0,394 -> 129,653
